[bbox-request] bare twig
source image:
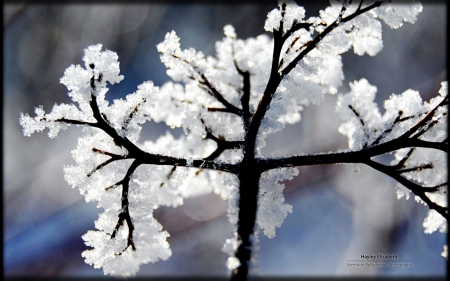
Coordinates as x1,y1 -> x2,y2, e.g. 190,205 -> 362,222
110,160 -> 141,254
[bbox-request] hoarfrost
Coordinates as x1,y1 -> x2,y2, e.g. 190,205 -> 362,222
423,210 -> 447,234
373,0 -> 423,29
257,167 -> 298,238
395,184 -> 411,200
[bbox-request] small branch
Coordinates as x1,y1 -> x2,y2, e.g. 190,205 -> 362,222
53,118 -> 98,127
263,136 -> 447,171
199,73 -> 243,117
411,119 -> 440,139
171,54 -> 243,117
88,158 -> 119,177
204,137 -> 244,161
231,42 -> 251,129
92,148 -> 125,158
356,0 -> 364,11
365,159 -> 447,219
40,116 -> 98,128
122,98 -> 147,129
87,148 -> 127,177
201,119 -> 244,160
397,163 -> 433,174
337,0 -> 349,20
391,148 -> 415,170
204,148 -> 226,161
348,105 -> 365,127
426,182 -> 448,193
207,107 -> 239,114
348,104 -> 370,148
341,1 -> 383,23
89,92 -> 142,156
399,94 -> 448,140
364,137 -> 448,155
105,180 -> 124,191
281,22 -> 312,43
110,160 -> 141,254
280,1 -> 383,77
370,111 -> 403,147
159,166 -> 177,188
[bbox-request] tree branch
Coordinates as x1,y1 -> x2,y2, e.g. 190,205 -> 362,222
53,118 -> 99,127
198,73 -> 243,117
365,159 -> 447,219
87,148 -> 127,177
110,160 -> 141,254
370,111 -> 403,147
262,136 -> 447,171
89,91 -> 142,156
207,107 -> 240,114
281,22 -> 312,43
231,41 -> 252,130
200,118 -> 244,160
399,94 -> 448,140
171,54 -> 243,117
204,131 -> 244,160
122,98 -> 147,129
280,1 -> 383,77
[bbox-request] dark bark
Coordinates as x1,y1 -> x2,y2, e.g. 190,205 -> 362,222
232,165 -> 262,281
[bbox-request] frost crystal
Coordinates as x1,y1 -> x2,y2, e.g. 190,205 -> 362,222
257,167 -> 298,238
373,1 -> 423,29
442,245 -> 448,259
282,2 -> 306,33
223,24 -> 236,38
395,183 -> 411,200
264,8 -> 283,32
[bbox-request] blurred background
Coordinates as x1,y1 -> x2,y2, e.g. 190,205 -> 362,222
3,0 -> 447,278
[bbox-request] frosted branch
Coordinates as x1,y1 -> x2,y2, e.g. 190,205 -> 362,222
109,160 -> 141,254
366,159 -> 447,219
400,95 -> 448,140
231,42 -> 251,129
171,54 -> 243,116
200,118 -> 244,160
281,1 -> 383,77
87,148 -> 127,177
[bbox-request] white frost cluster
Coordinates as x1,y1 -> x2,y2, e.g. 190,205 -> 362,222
372,0 -> 423,29
104,81 -> 158,141
257,167 -> 298,238
264,1 -> 306,33
317,0 -> 421,56
336,78 -> 382,150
